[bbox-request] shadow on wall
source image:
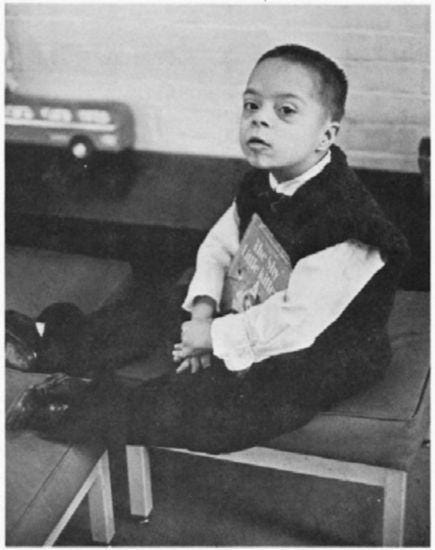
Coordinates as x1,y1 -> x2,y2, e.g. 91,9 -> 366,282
40,149 -> 139,201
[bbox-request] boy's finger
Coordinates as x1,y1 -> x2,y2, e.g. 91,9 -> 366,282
176,359 -> 191,374
171,350 -> 182,362
172,347 -> 184,358
172,344 -> 192,362
200,355 -> 211,369
190,356 -> 200,374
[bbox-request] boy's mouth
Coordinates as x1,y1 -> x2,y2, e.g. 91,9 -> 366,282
247,137 -> 271,151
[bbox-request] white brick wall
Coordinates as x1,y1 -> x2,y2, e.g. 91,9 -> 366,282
6,4 -> 430,172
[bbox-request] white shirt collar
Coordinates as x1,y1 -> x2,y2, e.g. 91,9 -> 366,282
269,150 -> 331,196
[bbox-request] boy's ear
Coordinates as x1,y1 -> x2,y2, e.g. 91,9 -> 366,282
317,121 -> 340,151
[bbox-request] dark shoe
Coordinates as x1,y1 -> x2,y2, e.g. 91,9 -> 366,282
6,372 -> 130,444
6,303 -> 87,376
6,373 -> 95,433
6,310 -> 41,372
36,302 -> 87,375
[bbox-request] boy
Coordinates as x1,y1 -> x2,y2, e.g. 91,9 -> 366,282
8,45 -> 408,454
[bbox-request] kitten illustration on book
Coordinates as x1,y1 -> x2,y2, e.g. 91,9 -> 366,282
234,280 -> 261,312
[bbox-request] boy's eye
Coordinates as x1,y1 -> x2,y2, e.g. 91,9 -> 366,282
279,105 -> 296,116
243,101 -> 258,112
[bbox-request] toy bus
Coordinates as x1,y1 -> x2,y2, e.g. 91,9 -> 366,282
5,93 -> 135,159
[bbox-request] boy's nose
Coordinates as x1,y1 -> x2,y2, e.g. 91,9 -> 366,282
251,105 -> 272,127
252,118 -> 269,128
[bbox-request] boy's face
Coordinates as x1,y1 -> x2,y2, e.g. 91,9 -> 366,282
239,58 -> 338,181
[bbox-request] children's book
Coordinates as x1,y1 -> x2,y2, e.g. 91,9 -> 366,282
221,213 -> 292,313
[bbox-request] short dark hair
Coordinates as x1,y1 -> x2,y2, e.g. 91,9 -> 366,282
257,44 -> 348,122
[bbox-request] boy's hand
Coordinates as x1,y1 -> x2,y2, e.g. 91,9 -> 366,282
172,318 -> 213,373
181,318 -> 213,351
174,353 -> 212,374
191,297 -> 216,320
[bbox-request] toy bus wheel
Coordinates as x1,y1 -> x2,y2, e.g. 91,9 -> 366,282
69,136 -> 94,160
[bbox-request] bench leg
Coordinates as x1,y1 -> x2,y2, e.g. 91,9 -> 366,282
123,445 -> 409,546
88,451 -> 115,543
126,445 -> 153,520
382,469 -> 407,546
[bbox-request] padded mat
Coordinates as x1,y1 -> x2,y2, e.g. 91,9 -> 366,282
327,290 -> 430,421
268,291 -> 430,469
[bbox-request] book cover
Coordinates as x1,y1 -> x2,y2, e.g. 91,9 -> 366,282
221,213 -> 292,313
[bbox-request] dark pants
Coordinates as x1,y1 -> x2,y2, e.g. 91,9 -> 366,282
124,335 -> 384,454
125,357 -> 321,454
44,283 -> 383,454
39,275 -> 168,377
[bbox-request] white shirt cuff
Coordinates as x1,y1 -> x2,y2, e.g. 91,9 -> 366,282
211,314 -> 256,371
182,272 -> 224,312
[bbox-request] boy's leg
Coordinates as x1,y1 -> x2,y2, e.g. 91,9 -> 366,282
124,345 -> 384,454
33,279 -> 187,377
7,354 -> 318,453
125,357 -> 320,454
9,323 -> 385,452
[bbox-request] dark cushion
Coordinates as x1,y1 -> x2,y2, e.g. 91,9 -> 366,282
6,245 -> 132,317
6,369 -> 106,546
267,291 -> 430,470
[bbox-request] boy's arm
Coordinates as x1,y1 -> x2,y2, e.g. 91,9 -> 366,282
190,295 -> 217,320
210,240 -> 385,371
182,202 -> 240,314
173,203 -> 239,374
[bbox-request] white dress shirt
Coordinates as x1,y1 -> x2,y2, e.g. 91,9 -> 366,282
183,152 -> 385,371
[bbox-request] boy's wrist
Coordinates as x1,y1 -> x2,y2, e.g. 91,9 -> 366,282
191,295 -> 216,319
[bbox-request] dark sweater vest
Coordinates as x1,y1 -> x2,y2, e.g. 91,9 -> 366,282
235,145 -> 409,405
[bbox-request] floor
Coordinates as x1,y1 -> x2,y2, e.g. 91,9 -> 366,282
56,440 -> 430,547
